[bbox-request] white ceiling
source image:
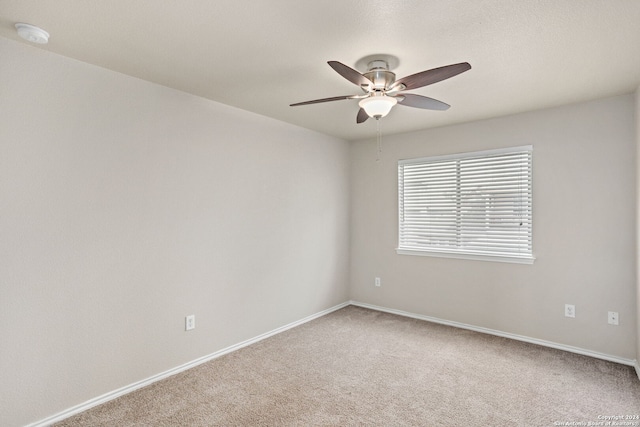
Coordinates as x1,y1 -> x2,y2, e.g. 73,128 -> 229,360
2,0 -> 640,141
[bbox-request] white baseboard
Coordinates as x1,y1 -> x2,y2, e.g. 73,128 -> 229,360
27,301 -> 351,427
26,299 -> 639,426
350,300 -> 638,368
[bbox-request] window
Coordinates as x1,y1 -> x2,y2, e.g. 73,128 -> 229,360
397,146 -> 533,264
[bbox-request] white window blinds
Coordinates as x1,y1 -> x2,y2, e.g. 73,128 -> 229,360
398,146 -> 533,263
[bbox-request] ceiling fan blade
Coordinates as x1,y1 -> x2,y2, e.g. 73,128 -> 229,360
396,93 -> 450,110
290,95 -> 357,106
356,108 -> 369,124
393,62 -> 471,91
328,61 -> 373,88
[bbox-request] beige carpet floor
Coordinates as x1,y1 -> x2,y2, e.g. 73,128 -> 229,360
56,305 -> 640,426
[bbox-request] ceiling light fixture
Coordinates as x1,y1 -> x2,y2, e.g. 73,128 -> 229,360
358,94 -> 397,119
15,23 -> 49,44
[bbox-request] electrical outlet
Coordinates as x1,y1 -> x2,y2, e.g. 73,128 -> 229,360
608,311 -> 619,326
375,277 -> 381,287
185,315 -> 195,331
564,304 -> 575,318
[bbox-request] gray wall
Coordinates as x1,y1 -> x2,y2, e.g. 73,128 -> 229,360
0,38 -> 351,427
636,87 -> 640,372
350,94 -> 637,360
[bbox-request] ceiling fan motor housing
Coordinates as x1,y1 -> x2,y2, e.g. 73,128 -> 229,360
363,60 -> 396,91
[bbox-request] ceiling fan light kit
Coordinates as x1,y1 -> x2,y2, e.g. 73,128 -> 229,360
359,94 -> 397,119
290,56 -> 471,124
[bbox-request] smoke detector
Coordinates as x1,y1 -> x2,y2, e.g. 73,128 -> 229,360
15,23 -> 49,44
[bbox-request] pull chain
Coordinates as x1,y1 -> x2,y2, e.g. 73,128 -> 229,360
376,117 -> 382,162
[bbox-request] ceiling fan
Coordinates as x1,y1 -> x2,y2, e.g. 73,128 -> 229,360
290,57 -> 471,123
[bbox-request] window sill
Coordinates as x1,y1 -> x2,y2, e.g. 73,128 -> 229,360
396,248 -> 535,264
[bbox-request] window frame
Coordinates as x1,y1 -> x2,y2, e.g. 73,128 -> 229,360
396,145 -> 534,264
